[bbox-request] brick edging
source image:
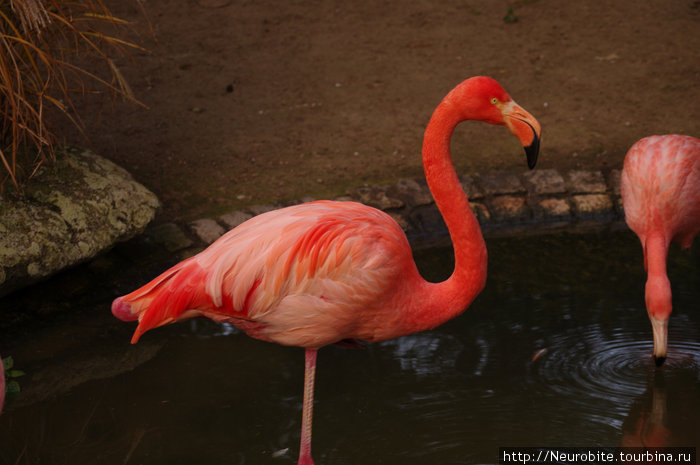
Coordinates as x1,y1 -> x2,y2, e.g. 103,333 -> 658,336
171,168 -> 625,254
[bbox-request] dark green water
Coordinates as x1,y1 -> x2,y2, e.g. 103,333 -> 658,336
1,229 -> 698,464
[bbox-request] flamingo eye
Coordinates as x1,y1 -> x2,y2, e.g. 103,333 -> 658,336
490,97 -> 498,104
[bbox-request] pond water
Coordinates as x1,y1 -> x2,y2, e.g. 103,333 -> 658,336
0,229 -> 698,465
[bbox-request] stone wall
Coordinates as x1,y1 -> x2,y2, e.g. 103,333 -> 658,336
184,167 -> 626,252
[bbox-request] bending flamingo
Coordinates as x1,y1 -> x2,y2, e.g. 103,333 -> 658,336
620,134 -> 700,366
111,76 -> 541,464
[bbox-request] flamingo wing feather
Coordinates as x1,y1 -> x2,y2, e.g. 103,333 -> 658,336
113,201 -> 415,348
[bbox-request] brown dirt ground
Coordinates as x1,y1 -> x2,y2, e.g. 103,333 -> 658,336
54,0 -> 700,223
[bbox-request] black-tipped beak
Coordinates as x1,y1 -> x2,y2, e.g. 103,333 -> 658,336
525,132 -> 540,169
502,100 -> 541,170
654,355 -> 666,367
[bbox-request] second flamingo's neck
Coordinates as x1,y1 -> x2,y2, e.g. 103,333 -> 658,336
417,97 -> 488,325
644,232 -> 672,320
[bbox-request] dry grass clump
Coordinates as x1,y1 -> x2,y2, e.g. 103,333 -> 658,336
0,0 -> 145,191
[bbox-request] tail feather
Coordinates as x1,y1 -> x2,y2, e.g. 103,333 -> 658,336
112,257 -> 211,343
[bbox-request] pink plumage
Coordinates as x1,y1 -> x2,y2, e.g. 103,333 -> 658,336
115,200 -> 427,348
112,76 -> 542,465
620,134 -> 700,365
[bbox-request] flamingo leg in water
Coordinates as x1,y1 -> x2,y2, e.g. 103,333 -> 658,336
299,349 -> 317,465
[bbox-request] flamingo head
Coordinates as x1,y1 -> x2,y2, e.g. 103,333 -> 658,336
450,76 -> 541,169
645,274 -> 672,366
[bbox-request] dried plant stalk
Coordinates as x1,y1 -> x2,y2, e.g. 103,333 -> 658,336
0,0 -> 145,191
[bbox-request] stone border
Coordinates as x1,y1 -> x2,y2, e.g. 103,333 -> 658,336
0,162 -> 628,299
159,167 -> 626,254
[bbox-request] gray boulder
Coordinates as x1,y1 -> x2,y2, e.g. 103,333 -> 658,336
0,147 -> 159,297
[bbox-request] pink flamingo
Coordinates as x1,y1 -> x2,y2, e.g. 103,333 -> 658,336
111,76 -> 541,465
620,134 -> 700,366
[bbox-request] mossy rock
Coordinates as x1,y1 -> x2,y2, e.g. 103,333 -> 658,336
0,147 -> 160,297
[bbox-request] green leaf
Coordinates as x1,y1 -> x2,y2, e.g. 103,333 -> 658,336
503,7 -> 519,23
6,380 -> 20,396
2,356 -> 13,371
9,369 -> 25,378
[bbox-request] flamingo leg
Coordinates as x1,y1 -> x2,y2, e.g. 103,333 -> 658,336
298,349 -> 317,465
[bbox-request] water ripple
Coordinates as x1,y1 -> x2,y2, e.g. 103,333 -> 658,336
380,332 -> 465,376
531,323 -> 700,427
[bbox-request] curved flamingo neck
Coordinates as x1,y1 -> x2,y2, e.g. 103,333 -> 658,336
645,232 -> 669,276
644,232 -> 672,320
415,96 -> 488,327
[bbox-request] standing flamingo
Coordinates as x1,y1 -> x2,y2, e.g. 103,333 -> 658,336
620,134 -> 700,366
111,76 -> 541,464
